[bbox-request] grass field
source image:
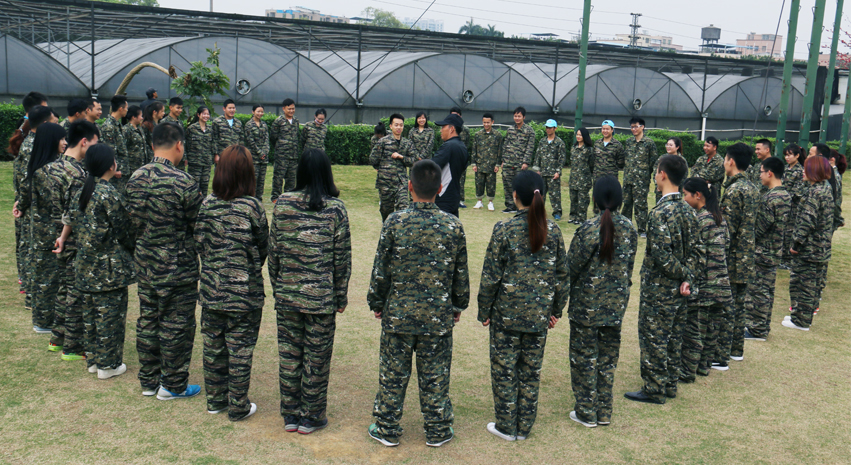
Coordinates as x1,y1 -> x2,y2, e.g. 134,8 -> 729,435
0,163 -> 848,464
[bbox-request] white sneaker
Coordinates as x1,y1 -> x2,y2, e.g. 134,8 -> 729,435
97,363 -> 127,380
473,200 -> 483,209
234,403 -> 257,421
208,408 -> 225,414
87,365 -> 97,374
784,315 -> 792,321
486,422 -> 515,441
570,411 -> 597,428
515,435 -> 527,440
730,356 -> 744,361
142,386 -> 159,397
781,319 -> 809,331
487,201 -> 495,211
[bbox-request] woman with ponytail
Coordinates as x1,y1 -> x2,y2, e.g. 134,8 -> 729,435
478,170 -> 568,441
71,144 -> 136,379
681,177 -> 732,375
141,101 -> 165,163
566,175 -> 637,428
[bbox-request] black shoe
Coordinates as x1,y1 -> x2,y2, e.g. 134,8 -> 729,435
459,202 -> 467,209
624,390 -> 665,404
298,417 -> 328,434
284,415 -> 300,432
666,390 -> 677,398
502,208 -> 516,213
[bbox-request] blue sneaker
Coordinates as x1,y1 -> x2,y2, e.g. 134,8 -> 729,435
553,214 -> 561,220
156,385 -> 201,400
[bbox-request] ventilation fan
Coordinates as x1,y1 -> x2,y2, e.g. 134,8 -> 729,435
763,105 -> 772,116
461,90 -> 474,104
236,79 -> 251,95
632,98 -> 643,111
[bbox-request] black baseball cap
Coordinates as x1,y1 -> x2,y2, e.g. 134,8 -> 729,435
434,113 -> 464,127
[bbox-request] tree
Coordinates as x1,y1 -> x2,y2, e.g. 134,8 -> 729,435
99,0 -> 160,6
170,45 -> 230,121
361,7 -> 408,29
459,18 -> 504,37
821,27 -> 851,69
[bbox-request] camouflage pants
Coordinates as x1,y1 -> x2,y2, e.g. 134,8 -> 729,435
697,303 -> 728,376
15,216 -> 25,293
729,282 -> 750,359
50,252 -> 84,355
277,310 -> 336,422
254,161 -> 267,200
622,180 -> 650,233
202,307 -> 261,420
747,263 -> 777,339
502,166 -> 519,209
569,322 -> 621,425
789,259 -> 827,329
378,184 -> 409,222
716,282 -> 747,362
271,156 -> 299,201
544,177 -> 563,217
136,282 -> 198,392
680,304 -> 707,382
638,286 -> 687,403
188,164 -> 212,197
82,287 -> 128,370
568,185 -> 588,221
475,169 -> 497,200
489,323 -> 547,437
372,330 -> 453,443
30,249 -> 60,329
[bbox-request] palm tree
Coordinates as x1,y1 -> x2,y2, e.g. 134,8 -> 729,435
459,18 -> 476,34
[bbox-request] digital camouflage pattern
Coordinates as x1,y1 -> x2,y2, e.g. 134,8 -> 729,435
690,154 -> 726,187
98,115 -> 128,191
14,132 -> 34,299
243,119 -> 270,198
369,134 -> 416,221
210,116 -> 244,155
300,121 -> 327,151
746,161 -> 769,196
407,127 -> 435,160
472,129 -> 503,200
277,311 -> 336,422
185,122 -> 216,196
570,323 -> 621,425
569,145 -> 594,221
532,136 -> 567,217
456,126 -> 472,202
832,166 -> 844,230
782,162 -> 805,263
202,307 -> 261,420
161,114 -> 183,128
593,138 -> 625,180
621,136 -> 657,232
123,125 -> 148,180
489,323 -> 546,437
270,115 -> 300,199
81,288 -> 129,370
500,124 -> 536,210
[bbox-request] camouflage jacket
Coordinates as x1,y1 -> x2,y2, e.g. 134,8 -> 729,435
268,191 -> 352,314
500,124 -> 536,168
123,124 -> 148,176
623,136 -> 657,185
459,126 -> 472,165
270,116 -> 300,160
567,211 -> 638,326
721,173 -> 759,283
478,210 -> 569,333
689,208 -> 732,306
690,153 -> 725,186
746,161 -> 769,196
367,202 -> 469,336
18,164 -> 61,250
791,180 -> 833,263
243,119 -> 270,164
185,122 -> 216,168
832,166 -> 843,229
194,195 -> 269,312
471,129 -> 503,170
407,127 -> 435,160
210,116 -> 244,155
300,121 -> 327,151
640,193 -> 701,298
142,124 -> 154,163
784,162 -> 805,209
47,155 -> 87,253
568,144 -> 594,188
70,179 -> 136,292
532,136 -> 567,178
125,157 -> 203,287
755,186 -> 791,267
161,114 -> 183,128
369,135 -> 416,189
593,138 -> 625,179
98,115 -> 128,174
13,132 -> 34,204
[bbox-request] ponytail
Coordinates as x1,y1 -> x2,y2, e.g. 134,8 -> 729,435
683,177 -> 723,226
593,175 -> 623,264
79,144 -> 116,212
512,170 -> 548,253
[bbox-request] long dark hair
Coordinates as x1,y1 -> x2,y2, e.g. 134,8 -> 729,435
415,111 -> 428,130
683,177 -> 723,226
592,175 -> 623,264
212,145 -> 255,201
79,144 -> 115,212
576,127 -> 592,148
122,105 -> 142,125
374,121 -> 386,138
142,101 -> 164,132
783,143 -> 805,165
668,137 -> 683,155
296,148 -> 340,211
25,123 -> 65,182
512,170 -> 547,253
188,106 -> 210,126
9,105 -> 54,158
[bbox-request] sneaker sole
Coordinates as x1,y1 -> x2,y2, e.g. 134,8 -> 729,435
426,435 -> 453,447
157,391 -> 200,400
368,426 -> 399,447
710,366 -> 729,371
730,356 -> 744,361
570,411 -> 597,428
285,425 -> 299,433
298,423 -> 328,434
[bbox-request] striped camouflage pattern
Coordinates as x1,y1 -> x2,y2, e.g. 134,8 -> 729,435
478,210 -> 569,333
300,121 -> 327,151
277,311 -> 336,421
211,116 -> 244,155
98,115 -> 128,176
125,157 -> 203,287
755,186 -> 791,267
746,162 -> 769,196
123,125 -> 148,179
47,155 -> 87,254
500,124 -> 535,168
407,127 -> 435,160
203,307 -> 261,420
141,124 -> 154,163
194,195 -> 269,312
593,138 -> 625,179
243,120 -> 270,164
832,166 -> 843,229
268,191 -> 351,314
791,180 -> 833,263
688,208 -> 732,306
185,122 -> 216,168
690,154 -> 725,187
721,173 -> 759,284
82,287 -> 129,370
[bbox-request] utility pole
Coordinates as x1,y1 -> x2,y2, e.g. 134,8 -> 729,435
575,0 -> 591,129
798,0 -> 826,147
629,13 -> 642,48
775,0 -> 801,157
818,0 -> 844,143
840,71 -> 851,155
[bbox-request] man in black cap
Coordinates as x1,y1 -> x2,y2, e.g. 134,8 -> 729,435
140,88 -> 158,113
432,114 -> 469,217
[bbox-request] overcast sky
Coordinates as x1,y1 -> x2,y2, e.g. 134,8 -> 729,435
160,0 -> 848,61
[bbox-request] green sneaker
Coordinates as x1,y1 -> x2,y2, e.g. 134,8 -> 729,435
61,352 -> 86,361
368,424 -> 399,447
48,342 -> 63,352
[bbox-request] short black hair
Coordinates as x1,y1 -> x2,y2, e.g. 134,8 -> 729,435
145,87 -> 157,98
152,122 -> 185,151
67,120 -> 100,148
410,159 -> 441,199
67,98 -> 88,117
755,138 -> 772,152
705,136 -> 719,147
482,113 -> 494,121
725,142 -> 753,171
315,108 -> 327,117
169,97 -> 183,106
23,92 -> 48,112
282,98 -> 295,107
450,106 -> 462,115
86,98 -> 98,110
110,95 -> 128,113
389,113 -> 405,125
813,143 -> 831,158
761,156 -> 785,179
513,106 -> 526,117
629,116 -> 645,126
223,99 -> 235,108
657,154 -> 688,186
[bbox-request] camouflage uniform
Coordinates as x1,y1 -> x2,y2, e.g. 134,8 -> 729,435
477,210 -> 569,436
567,144 -> 594,221
788,180 -> 833,329
681,209 -> 732,380
472,129 -> 503,201
567,211 -> 637,424
457,126 -> 471,203
593,138 -> 625,180
782,163 -> 805,264
300,121 -> 327,152
71,179 -> 136,370
367,202 -> 469,444
270,115 -> 300,199
532,136 -> 567,218
211,116 -> 244,156
690,154 -> 726,187
747,186 -> 791,339
369,135 -> 416,222
185,122 -> 216,197
268,191 -> 351,423
637,193 -> 700,402
500,124 -> 536,210
195,195 -> 269,420
746,160 -> 770,196
653,153 -> 686,205
142,124 -> 155,163
832,166 -> 844,230
98,115 -> 129,193
14,132 -> 34,300
621,137 -> 657,233
718,173 -> 758,361
123,125 -> 148,182
125,157 -> 203,394
161,114 -> 183,128
407,127 -> 435,160
243,119 -> 271,199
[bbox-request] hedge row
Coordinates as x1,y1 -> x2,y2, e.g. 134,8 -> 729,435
0,105 -> 845,166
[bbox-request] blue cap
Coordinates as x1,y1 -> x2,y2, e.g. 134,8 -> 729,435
601,120 -> 615,128
545,119 -> 558,128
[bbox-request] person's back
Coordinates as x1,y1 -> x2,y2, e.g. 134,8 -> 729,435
722,172 -> 758,284
641,194 -> 698,289
793,180 -> 833,263
692,208 -> 731,305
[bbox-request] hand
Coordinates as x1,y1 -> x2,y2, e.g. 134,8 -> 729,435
214,154 -> 220,164
482,318 -> 490,327
548,316 -> 559,329
337,306 -> 346,314
52,237 -> 65,254
114,171 -> 122,179
184,159 -> 188,166
374,311 -> 382,319
553,172 -> 560,180
472,166 -> 478,173
391,152 -> 403,159
12,201 -> 21,218
454,312 -> 461,323
790,248 -> 798,255
679,282 -> 691,296
521,163 -> 528,170
494,166 -> 500,173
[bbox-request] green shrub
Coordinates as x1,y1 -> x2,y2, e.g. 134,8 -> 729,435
0,104 -> 25,161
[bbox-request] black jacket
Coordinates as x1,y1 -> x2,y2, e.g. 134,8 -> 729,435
432,136 -> 468,213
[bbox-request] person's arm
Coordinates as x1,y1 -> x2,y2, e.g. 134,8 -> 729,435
368,138 -> 383,168
254,201 -> 270,267
754,196 -> 773,239
111,191 -> 136,254
471,133 -> 479,169
791,189 -> 817,251
333,204 -> 353,312
566,223 -> 594,289
477,223 -> 505,323
647,210 -> 694,283
183,178 -> 204,241
616,141 -> 626,170
425,130 -> 434,159
211,121 -> 221,155
267,205 -> 280,286
243,123 -> 258,155
270,118 -> 280,145
401,140 -> 417,167
522,128 -> 535,166
551,228 -> 570,319
366,221 -> 394,316
431,141 -> 450,168
452,223 -> 470,313
238,121 -> 245,146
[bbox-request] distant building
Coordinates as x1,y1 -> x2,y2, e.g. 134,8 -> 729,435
608,32 -> 683,51
265,7 -> 349,24
736,33 -> 783,58
403,17 -> 443,32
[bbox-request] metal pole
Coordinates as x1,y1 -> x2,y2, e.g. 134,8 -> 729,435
355,26 -> 362,123
839,71 -> 851,155
551,44 -> 559,112
90,3 -> 96,96
818,0 -> 844,143
798,0 -> 826,147
775,0 -> 801,156
66,6 -> 70,68
575,0 -> 591,129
